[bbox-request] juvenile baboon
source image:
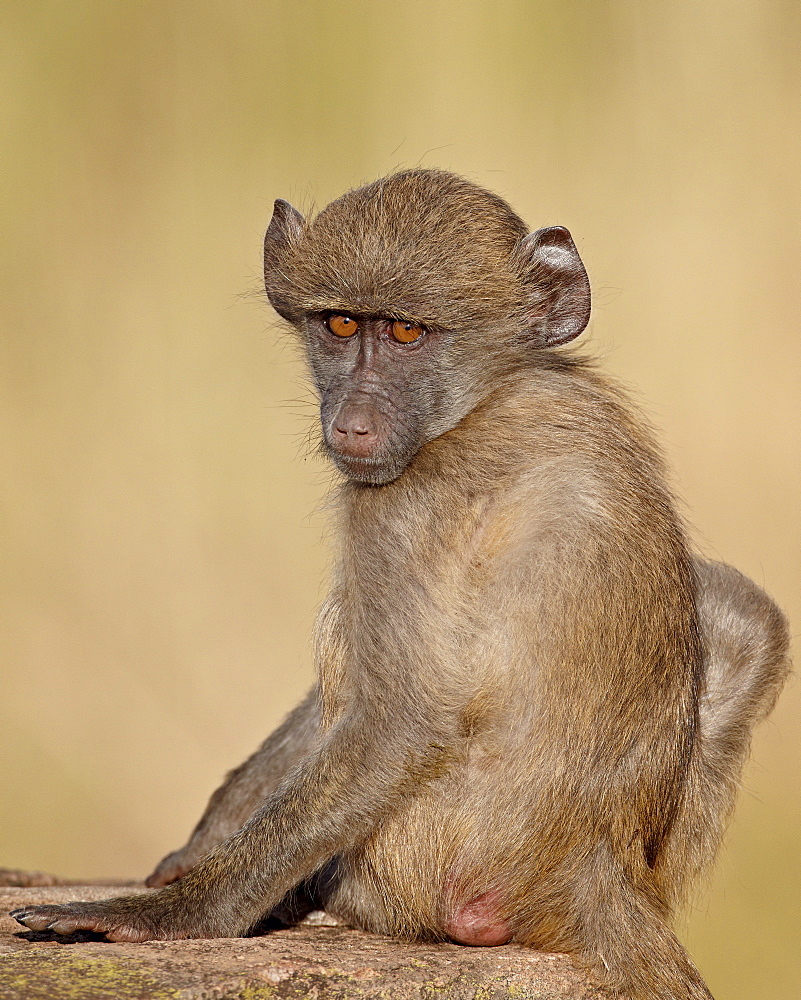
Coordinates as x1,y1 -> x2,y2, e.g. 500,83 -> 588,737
12,170 -> 789,1000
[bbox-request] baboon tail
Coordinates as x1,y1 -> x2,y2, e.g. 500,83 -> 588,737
568,845 -> 714,999
579,894 -> 712,999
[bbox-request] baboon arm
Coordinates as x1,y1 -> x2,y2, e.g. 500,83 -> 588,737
146,688 -> 320,886
11,703 -> 449,940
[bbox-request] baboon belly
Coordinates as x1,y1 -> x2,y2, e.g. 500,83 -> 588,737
321,760 -> 525,941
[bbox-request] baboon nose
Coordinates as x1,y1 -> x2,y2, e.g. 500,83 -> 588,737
332,405 -> 381,457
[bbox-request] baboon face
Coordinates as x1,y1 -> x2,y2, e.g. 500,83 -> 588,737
263,169 -> 591,484
303,311 -> 456,484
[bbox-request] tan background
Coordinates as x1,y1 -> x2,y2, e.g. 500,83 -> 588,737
1,2 -> 798,997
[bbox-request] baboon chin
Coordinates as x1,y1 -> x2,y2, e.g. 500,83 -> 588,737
12,170 -> 789,1000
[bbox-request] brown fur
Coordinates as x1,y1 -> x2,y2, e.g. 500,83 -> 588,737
12,170 -> 790,1000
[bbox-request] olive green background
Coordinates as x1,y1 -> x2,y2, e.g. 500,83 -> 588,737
2,3 -> 798,997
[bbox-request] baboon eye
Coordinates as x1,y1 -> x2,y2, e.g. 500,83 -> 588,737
326,314 -> 358,337
391,320 -> 424,343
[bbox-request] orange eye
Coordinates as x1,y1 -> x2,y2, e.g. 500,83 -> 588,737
391,320 -> 424,343
326,314 -> 358,337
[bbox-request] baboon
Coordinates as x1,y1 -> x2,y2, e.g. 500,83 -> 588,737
12,170 -> 789,1000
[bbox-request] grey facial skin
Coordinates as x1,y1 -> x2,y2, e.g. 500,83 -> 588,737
309,314 -> 448,485
11,170 -> 789,1000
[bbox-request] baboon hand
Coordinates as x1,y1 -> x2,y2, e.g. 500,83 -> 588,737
10,888 -> 233,941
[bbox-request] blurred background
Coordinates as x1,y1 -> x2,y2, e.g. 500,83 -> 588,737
1,2 -> 798,995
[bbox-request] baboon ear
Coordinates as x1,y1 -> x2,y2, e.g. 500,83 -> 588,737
519,226 -> 591,346
263,199 -> 305,321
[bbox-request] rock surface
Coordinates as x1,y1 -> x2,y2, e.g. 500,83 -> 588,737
0,884 -> 601,999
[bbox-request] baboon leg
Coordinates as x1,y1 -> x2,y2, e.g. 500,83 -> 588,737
564,560 -> 789,997
146,689 -> 319,886
659,559 -> 790,905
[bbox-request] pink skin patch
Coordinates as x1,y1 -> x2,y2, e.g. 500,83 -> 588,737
443,889 -> 513,947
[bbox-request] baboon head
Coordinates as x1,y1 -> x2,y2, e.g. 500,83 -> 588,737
263,169 -> 590,483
